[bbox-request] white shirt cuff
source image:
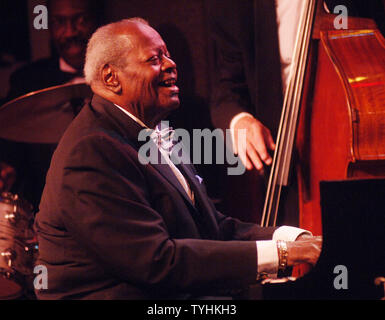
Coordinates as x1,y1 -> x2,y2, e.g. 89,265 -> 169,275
256,240 -> 278,276
229,112 -> 254,154
273,225 -> 312,241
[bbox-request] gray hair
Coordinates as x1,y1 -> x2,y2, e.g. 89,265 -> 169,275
84,17 -> 149,85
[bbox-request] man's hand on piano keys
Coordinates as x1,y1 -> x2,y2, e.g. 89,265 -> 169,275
287,236 -> 322,267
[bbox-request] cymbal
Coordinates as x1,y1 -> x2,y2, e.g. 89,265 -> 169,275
0,83 -> 92,144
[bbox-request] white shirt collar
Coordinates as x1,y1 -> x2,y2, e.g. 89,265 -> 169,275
113,103 -> 150,129
59,57 -> 86,84
59,57 -> 79,74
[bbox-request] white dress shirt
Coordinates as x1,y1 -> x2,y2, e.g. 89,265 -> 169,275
59,57 -> 86,84
276,0 -> 305,92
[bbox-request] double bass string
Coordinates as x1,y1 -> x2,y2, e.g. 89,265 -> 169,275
261,0 -> 317,227
261,0 -> 310,226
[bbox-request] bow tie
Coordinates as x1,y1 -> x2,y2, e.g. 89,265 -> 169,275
150,125 -> 176,156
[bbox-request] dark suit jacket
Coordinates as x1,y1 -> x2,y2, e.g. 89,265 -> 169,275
208,0 -> 283,135
34,94 -> 276,299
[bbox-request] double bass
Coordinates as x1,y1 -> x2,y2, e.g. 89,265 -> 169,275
262,0 -> 385,235
259,0 -> 385,298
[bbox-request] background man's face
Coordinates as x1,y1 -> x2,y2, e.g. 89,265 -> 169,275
118,24 -> 180,121
49,0 -> 98,70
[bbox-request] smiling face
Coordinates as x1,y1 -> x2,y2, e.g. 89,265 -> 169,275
49,0 -> 98,70
117,23 -> 180,125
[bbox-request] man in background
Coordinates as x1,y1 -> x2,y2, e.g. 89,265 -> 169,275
0,0 -> 103,209
6,0 -> 103,100
207,0 -> 303,224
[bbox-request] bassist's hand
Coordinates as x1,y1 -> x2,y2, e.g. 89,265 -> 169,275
232,115 -> 276,174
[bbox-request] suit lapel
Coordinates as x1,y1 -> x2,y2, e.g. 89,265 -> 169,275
152,151 -> 221,240
177,163 -> 211,214
149,140 -> 220,239
177,163 -> 219,239
150,147 -> 196,208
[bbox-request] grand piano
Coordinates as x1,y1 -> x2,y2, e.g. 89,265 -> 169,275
261,178 -> 385,300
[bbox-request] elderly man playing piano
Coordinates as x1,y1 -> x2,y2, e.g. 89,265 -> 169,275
34,18 -> 321,300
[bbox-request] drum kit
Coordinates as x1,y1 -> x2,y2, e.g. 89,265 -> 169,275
0,192 -> 37,299
0,83 -> 92,299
